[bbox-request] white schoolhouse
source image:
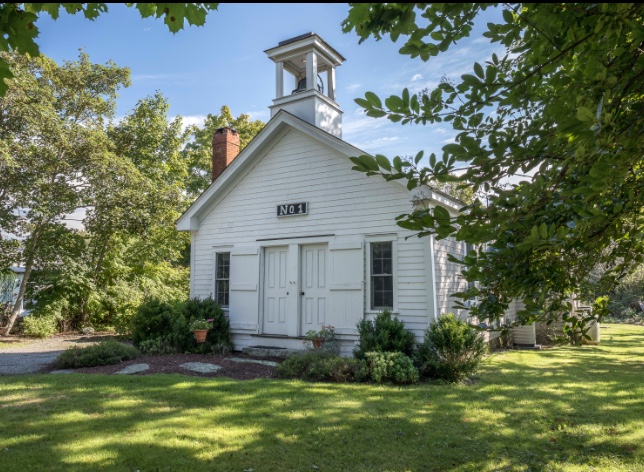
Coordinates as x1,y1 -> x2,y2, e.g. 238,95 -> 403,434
177,33 -> 489,354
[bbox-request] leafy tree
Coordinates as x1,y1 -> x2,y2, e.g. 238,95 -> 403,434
0,51 -> 195,335
344,3 -> 644,337
182,105 -> 265,196
0,3 -> 219,95
28,92 -> 192,331
0,51 -> 130,334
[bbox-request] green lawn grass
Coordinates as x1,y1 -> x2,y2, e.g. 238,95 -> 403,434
0,324 -> 642,471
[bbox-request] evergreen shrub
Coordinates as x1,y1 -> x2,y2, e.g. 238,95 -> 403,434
415,313 -> 487,383
363,351 -> 419,384
354,309 -> 415,359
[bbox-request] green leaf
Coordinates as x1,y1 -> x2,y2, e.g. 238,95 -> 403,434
358,155 -> 379,172
473,62 -> 484,79
576,106 -> 594,122
433,205 -> 451,223
354,98 -> 371,109
0,58 -> 14,96
375,154 -> 391,170
365,91 -> 382,109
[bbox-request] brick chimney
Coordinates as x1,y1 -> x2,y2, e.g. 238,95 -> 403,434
212,127 -> 240,182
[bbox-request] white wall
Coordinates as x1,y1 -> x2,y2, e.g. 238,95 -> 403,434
191,128 -> 433,348
433,236 -> 468,319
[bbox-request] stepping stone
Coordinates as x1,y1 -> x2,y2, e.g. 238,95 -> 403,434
115,363 -> 150,375
50,369 -> 76,374
228,357 -> 279,367
179,362 -> 221,373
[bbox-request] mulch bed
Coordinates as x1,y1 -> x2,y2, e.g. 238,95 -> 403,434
47,353 -> 281,380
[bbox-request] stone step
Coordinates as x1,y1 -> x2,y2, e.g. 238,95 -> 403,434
242,346 -> 301,359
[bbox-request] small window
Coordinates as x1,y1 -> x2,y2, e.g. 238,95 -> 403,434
371,242 -> 393,310
215,252 -> 230,308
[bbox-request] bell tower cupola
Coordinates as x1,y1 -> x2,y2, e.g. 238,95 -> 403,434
265,33 -> 345,138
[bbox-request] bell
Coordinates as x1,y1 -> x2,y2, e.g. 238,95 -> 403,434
292,77 -> 307,94
291,75 -> 324,94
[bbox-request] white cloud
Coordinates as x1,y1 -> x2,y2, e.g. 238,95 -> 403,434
169,114 -> 207,132
411,73 -> 423,82
350,136 -> 402,152
346,83 -> 362,92
245,110 -> 269,121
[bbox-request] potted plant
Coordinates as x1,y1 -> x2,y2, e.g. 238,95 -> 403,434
190,318 -> 214,343
304,325 -> 336,350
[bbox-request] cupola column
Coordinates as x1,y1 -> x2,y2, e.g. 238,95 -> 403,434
305,51 -> 317,91
275,61 -> 284,99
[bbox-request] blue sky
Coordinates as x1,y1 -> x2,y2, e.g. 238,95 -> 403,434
36,4 -> 503,161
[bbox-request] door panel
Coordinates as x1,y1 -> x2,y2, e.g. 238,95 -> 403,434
263,246 -> 289,335
301,244 -> 328,333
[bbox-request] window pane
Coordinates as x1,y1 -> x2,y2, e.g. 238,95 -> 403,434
217,253 -> 230,279
382,258 -> 392,275
372,257 -> 383,275
215,252 -> 230,308
371,242 -> 393,309
216,280 -> 229,307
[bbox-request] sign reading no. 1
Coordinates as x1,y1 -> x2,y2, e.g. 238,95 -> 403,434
277,202 -> 308,217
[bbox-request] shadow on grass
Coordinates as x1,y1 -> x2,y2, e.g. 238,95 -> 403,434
0,324 -> 642,471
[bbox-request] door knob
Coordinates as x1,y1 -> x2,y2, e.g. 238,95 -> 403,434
301,292 -> 305,296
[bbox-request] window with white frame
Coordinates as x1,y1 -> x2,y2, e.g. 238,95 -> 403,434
370,241 -> 394,310
215,252 -> 230,308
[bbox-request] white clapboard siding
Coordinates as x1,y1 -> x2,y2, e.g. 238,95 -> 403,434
433,236 -> 468,319
191,129 -> 431,346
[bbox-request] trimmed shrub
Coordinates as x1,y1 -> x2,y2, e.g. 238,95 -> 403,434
22,315 -> 58,338
354,309 -> 415,359
363,351 -> 419,384
53,340 -> 140,369
277,351 -> 368,383
182,297 -> 232,351
415,313 -> 487,383
129,298 -> 180,347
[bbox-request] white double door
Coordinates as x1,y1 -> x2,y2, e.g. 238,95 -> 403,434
262,244 -> 328,336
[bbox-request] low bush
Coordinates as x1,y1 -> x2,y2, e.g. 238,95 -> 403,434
22,315 -> 58,338
137,336 -> 178,355
415,313 -> 487,383
354,309 -> 415,359
363,351 -> 419,384
53,340 -> 140,369
277,351 -> 368,383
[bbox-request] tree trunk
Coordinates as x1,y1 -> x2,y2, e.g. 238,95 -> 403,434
2,259 -> 34,336
2,226 -> 41,336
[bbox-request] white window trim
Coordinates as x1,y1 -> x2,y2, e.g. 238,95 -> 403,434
365,234 -> 398,314
212,245 -> 232,313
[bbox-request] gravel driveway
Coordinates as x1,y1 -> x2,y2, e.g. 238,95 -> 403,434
0,334 -> 120,375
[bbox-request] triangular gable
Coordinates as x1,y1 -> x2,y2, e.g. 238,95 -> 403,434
176,110 -> 463,231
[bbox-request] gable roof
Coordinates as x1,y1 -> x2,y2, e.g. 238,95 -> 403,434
176,110 -> 463,231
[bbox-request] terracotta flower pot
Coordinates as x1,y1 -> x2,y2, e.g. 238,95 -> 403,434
194,329 -> 209,343
312,339 -> 324,349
